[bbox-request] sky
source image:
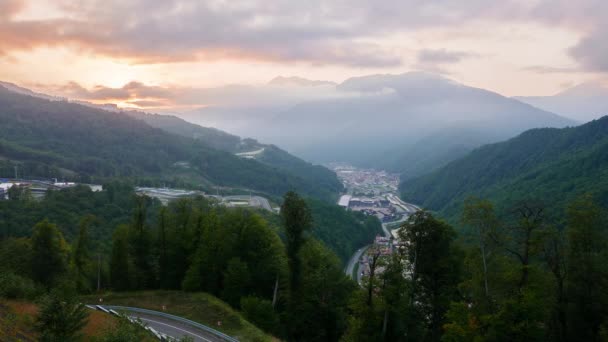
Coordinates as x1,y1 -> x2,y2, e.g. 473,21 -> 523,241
0,0 -> 607,111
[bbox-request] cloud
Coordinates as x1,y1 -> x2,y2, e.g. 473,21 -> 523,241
0,0 -> 408,67
522,65 -> 580,74
528,0 -> 608,73
0,0 -> 607,73
0,0 -> 553,67
569,26 -> 608,72
39,78 -> 351,110
412,49 -> 476,74
417,49 -> 475,64
0,0 -> 25,19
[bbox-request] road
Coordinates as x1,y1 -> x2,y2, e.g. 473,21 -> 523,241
128,311 -> 225,342
344,199 -> 420,281
96,306 -> 237,342
345,247 -> 367,280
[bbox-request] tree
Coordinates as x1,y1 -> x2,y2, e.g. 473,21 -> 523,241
157,207 -> 170,289
30,220 -> 69,287
241,296 -> 280,334
35,292 -> 89,342
222,258 -> 251,307
565,195 -> 608,341
398,211 -> 461,341
110,225 -> 132,291
505,202 -> 547,292
72,215 -> 96,292
462,197 -> 499,299
130,196 -> 152,289
287,240 -> 354,341
380,253 -> 412,341
541,225 -> 568,342
281,191 -> 312,294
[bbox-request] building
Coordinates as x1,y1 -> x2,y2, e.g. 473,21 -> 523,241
338,195 -> 352,207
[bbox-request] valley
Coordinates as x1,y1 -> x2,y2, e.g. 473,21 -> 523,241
330,164 -> 420,282
2,3 -> 608,339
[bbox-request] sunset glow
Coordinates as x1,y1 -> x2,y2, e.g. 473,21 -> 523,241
1,0 -> 607,111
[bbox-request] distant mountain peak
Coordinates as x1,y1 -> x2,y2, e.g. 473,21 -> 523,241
515,80 -> 608,123
337,72 -> 459,93
556,81 -> 608,97
268,76 -> 336,87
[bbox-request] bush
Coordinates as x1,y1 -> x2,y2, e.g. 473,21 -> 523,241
240,296 -> 279,334
97,315 -> 155,342
0,272 -> 42,299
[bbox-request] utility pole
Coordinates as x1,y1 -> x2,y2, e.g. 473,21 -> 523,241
97,253 -> 101,292
272,275 -> 279,308
14,165 -> 17,179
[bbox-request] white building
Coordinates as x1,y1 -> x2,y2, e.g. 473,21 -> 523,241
338,195 -> 352,207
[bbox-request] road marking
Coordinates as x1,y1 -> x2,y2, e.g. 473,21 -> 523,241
136,317 -> 214,342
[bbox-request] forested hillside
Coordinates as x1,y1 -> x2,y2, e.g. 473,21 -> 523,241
0,190 -> 356,340
3,186 -> 607,341
306,199 -> 382,262
0,86 -> 339,201
401,115 -> 608,219
127,110 -> 343,197
126,110 -> 242,151
0,184 -> 378,268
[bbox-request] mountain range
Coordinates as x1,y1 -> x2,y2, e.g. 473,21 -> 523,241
185,72 -> 575,179
516,81 -> 608,123
0,84 -> 342,201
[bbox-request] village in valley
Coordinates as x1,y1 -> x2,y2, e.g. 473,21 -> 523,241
329,164 -> 419,284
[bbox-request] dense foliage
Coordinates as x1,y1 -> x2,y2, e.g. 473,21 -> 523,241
1,187 -> 607,341
0,183 -> 150,245
0,191 -> 357,340
401,115 -> 608,221
306,198 -> 382,262
0,86 -> 339,200
258,198 -> 383,263
35,291 -> 89,342
347,196 -> 608,341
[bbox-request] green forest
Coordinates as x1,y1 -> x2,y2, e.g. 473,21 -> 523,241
2,188 -> 606,341
401,116 -> 608,221
347,195 -> 608,341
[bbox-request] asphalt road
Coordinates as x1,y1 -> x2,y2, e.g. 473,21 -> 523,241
344,199 -> 420,282
345,246 -> 367,281
125,311 -> 227,342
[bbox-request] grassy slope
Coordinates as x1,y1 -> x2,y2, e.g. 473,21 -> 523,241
82,291 -> 277,342
0,299 -> 149,341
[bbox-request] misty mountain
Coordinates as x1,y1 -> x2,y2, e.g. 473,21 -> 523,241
188,72 -> 574,177
401,115 -> 608,220
0,85 -> 342,201
516,81 -> 608,123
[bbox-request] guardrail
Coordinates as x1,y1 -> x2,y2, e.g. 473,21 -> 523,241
102,305 -> 239,342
